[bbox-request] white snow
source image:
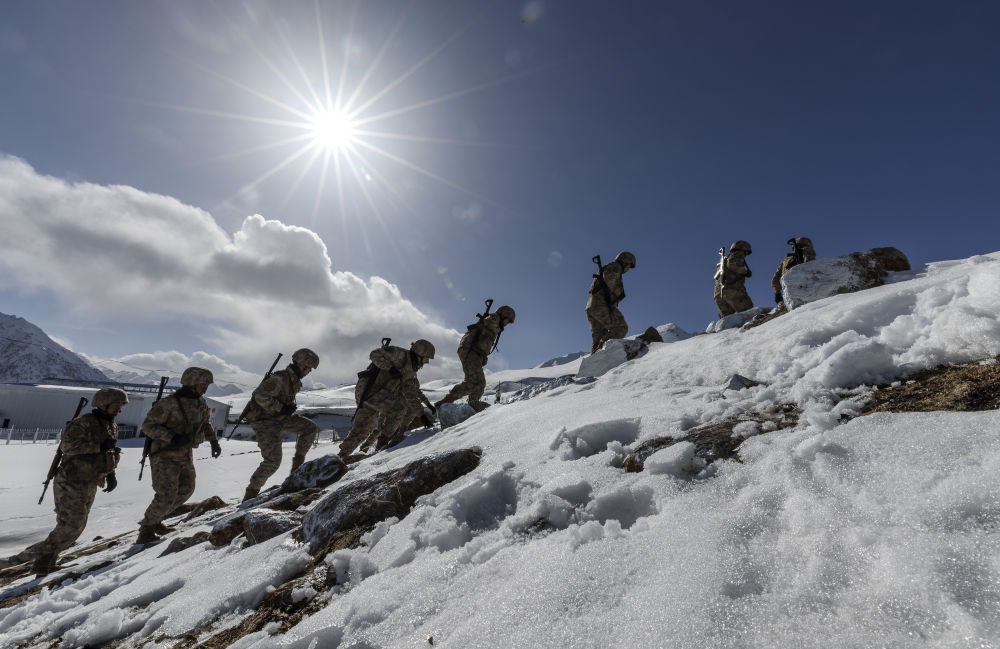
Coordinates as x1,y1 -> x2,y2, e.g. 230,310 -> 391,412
3,251 -> 1000,648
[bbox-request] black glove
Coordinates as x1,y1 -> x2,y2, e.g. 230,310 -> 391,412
280,403 -> 296,416
210,439 -> 222,458
426,403 -> 437,416
389,367 -> 402,379
103,472 -> 117,493
774,291 -> 783,305
171,433 -> 192,447
99,437 -> 116,452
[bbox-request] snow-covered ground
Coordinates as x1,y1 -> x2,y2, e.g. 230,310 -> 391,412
2,252 -> 1000,648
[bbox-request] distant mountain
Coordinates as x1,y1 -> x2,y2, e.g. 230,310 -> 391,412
535,351 -> 587,368
0,312 -> 110,384
100,367 -> 246,398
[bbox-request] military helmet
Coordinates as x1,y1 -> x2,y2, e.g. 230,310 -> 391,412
93,387 -> 128,410
292,348 -> 320,369
410,339 -> 436,359
496,305 -> 516,323
614,251 -> 637,269
730,240 -> 752,254
180,366 -> 214,386
793,237 -> 814,249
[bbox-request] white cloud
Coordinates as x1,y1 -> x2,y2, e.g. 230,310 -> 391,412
0,155 -> 460,383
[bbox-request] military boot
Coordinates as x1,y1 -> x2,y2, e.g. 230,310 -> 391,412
135,526 -> 160,545
289,455 -> 306,473
152,523 -> 175,535
469,400 -> 491,413
31,553 -> 57,577
242,485 -> 261,503
0,550 -> 33,570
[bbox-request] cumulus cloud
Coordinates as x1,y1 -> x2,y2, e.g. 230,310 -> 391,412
0,155 -> 460,383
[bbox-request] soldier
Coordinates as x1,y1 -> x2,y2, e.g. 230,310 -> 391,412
0,388 -> 128,575
587,251 -> 636,354
338,339 -> 435,458
136,367 -> 222,544
714,240 -> 754,318
241,348 -> 320,502
771,237 -> 816,305
435,305 -> 515,412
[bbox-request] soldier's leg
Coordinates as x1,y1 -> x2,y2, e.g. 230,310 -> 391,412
439,350 -> 477,404
168,455 -> 197,517
607,307 -> 628,340
140,456 -> 181,527
464,357 -> 488,405
247,424 -> 283,492
725,286 -> 754,313
27,476 -> 98,560
339,403 -> 379,456
714,281 -> 732,318
285,415 -> 318,467
371,398 -> 409,451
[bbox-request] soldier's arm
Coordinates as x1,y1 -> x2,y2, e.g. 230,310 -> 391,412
59,417 -> 102,456
603,263 -> 625,303
370,347 -> 404,371
141,400 -> 175,442
474,315 -> 502,356
252,374 -> 286,414
771,259 -> 786,295
726,255 -> 749,279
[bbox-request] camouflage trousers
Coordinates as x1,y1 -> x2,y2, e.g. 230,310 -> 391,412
340,393 -> 419,456
140,450 -> 196,527
246,415 -> 318,491
586,301 -> 628,354
23,473 -> 98,558
714,281 -> 754,318
440,349 -> 487,404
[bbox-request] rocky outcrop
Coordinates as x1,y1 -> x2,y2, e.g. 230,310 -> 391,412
302,448 -> 482,552
181,496 -> 228,522
705,306 -> 771,334
159,532 -> 210,557
243,510 -> 303,546
577,337 -> 650,378
438,402 -> 477,429
279,454 -> 348,492
781,247 -> 910,309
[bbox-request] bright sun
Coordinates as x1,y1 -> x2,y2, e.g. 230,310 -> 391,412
310,109 -> 355,152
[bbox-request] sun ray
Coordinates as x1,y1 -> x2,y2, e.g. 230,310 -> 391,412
340,2 -> 409,115
340,147 -> 407,262
351,128 -> 520,149
212,143 -> 317,212
278,145 -> 327,214
309,149 -> 333,229
189,133 -> 316,167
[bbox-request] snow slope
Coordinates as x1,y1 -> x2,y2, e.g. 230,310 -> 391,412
2,252 -> 1000,648
0,312 -> 109,384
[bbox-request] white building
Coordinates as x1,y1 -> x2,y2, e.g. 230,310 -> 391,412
0,382 -> 232,442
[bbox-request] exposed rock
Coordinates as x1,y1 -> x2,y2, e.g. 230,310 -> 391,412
209,513 -> 247,547
181,496 -> 228,522
862,356 -> 1000,414
724,374 -> 762,391
159,532 -> 210,557
243,510 -> 303,546
577,337 -> 648,378
705,306 -> 771,334
302,448 -> 482,552
264,488 -> 326,512
623,406 -> 800,472
504,375 -> 595,404
637,326 -> 664,345
438,402 -> 477,429
655,323 -> 695,342
782,247 -> 911,310
279,454 -> 348,493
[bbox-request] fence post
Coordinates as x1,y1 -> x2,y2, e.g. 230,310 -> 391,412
3,428 -> 8,445
33,428 -> 40,443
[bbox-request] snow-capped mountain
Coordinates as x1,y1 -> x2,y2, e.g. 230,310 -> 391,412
0,312 -> 109,384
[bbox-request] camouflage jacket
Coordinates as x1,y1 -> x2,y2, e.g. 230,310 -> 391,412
356,345 -> 422,407
459,312 -> 504,363
58,411 -> 119,483
717,251 -> 750,288
587,260 -> 627,310
771,250 -> 816,295
247,366 -> 302,422
142,390 -> 217,457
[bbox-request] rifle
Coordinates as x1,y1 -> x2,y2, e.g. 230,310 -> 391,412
787,238 -> 805,265
227,353 -> 283,440
353,338 -> 392,421
39,396 -> 89,504
714,247 -> 727,289
591,255 -> 617,307
466,299 -> 494,350
139,376 -> 170,480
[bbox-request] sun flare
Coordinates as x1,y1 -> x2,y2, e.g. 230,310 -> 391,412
310,109 -> 355,153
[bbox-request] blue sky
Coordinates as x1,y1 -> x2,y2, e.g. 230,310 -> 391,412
1,1 -> 999,384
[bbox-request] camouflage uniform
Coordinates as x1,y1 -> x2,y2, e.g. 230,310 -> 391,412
243,364 -> 318,492
587,259 -> 629,354
19,411 -> 119,563
438,312 -> 505,407
340,345 -> 425,456
139,388 -> 218,528
714,242 -> 754,318
771,237 -> 816,304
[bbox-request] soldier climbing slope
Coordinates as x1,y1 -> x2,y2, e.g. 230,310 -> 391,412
240,348 -> 320,502
436,301 -> 515,413
136,367 -> 222,544
771,237 -> 817,305
338,339 -> 435,459
587,251 -> 636,354
0,388 -> 128,575
714,240 -> 754,318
